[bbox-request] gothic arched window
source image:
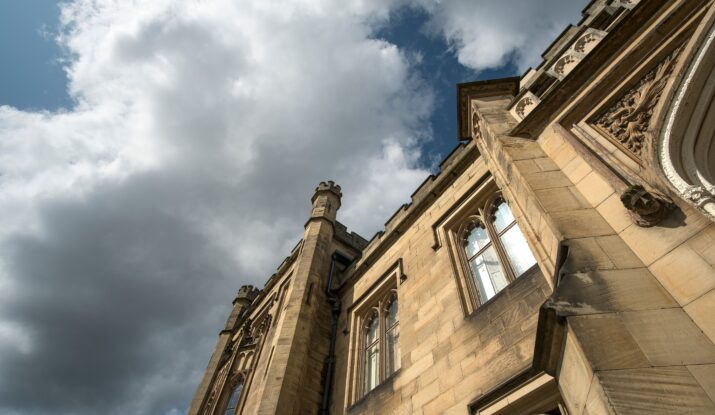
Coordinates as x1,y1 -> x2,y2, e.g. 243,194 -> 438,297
357,288 -> 401,398
459,195 -> 537,306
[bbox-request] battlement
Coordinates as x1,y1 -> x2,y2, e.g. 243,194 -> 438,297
233,285 -> 260,305
311,180 -> 342,203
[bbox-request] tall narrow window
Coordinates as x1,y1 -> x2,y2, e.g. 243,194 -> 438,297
364,310 -> 379,393
350,267 -> 401,404
385,294 -> 400,375
223,380 -> 243,415
457,194 -> 538,308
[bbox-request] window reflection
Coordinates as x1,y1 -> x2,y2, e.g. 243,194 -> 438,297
385,296 -> 400,375
460,197 -> 537,306
224,381 -> 243,415
364,311 -> 379,393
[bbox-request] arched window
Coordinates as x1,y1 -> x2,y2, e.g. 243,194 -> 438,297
385,294 -> 400,375
460,196 -> 537,305
357,288 -> 401,399
364,310 -> 379,394
463,218 -> 507,303
223,379 -> 243,415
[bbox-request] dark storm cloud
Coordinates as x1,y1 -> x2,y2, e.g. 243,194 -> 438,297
0,174 -> 236,414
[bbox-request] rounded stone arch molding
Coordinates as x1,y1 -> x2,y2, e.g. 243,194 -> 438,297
658,7 -> 715,221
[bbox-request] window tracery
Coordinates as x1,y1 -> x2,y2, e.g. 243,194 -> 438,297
347,265 -> 402,405
445,186 -> 538,313
359,289 -> 400,397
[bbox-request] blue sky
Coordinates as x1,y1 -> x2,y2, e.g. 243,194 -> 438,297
0,1 -> 586,414
376,6 -> 519,159
0,1 -> 72,110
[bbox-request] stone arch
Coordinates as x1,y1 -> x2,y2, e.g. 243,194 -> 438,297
659,9 -> 715,221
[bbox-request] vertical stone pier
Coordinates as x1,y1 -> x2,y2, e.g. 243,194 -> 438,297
256,181 -> 341,414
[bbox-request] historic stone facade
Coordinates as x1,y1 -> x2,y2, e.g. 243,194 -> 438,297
190,1 -> 715,414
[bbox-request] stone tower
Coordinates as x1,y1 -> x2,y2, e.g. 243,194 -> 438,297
255,181 -> 342,414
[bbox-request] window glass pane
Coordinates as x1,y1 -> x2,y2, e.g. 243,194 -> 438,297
365,313 -> 379,344
364,344 -> 379,393
469,246 -> 507,303
465,223 -> 490,258
386,297 -> 398,328
493,200 -> 515,233
224,382 -> 243,414
500,224 -> 537,276
386,324 -> 400,374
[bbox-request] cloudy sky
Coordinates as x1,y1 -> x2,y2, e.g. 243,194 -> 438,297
0,1 -> 586,414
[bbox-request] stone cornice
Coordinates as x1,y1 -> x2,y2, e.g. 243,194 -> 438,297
510,0 -> 695,138
457,77 -> 520,140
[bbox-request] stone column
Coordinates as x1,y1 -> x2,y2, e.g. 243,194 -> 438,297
256,181 -> 341,415
188,285 -> 258,415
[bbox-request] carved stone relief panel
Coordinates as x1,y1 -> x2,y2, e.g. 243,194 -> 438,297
549,54 -> 579,81
573,29 -> 607,55
471,101 -> 482,141
590,45 -> 684,161
547,28 -> 607,81
510,91 -> 541,121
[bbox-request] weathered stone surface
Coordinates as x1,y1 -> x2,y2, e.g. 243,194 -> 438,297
598,367 -> 715,414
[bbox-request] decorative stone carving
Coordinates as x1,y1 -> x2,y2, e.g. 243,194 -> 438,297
551,54 -> 579,80
660,20 -> 715,222
547,29 -> 607,80
620,185 -> 674,227
683,185 -> 715,208
471,104 -> 482,141
573,29 -> 607,55
253,313 -> 272,337
203,360 -> 231,415
510,91 -> 541,121
592,46 -> 683,159
238,318 -> 254,346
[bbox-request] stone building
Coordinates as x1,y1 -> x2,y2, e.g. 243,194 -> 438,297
189,1 -> 715,413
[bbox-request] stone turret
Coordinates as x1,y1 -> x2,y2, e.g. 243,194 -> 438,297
225,284 -> 259,332
234,284 -> 259,307
188,284 -> 260,415
310,181 -> 342,223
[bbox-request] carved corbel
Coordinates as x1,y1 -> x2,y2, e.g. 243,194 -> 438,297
620,185 -> 674,227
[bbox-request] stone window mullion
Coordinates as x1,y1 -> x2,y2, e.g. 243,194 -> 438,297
484,197 -> 518,283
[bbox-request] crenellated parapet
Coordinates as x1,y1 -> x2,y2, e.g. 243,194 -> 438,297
234,285 -> 259,306
310,180 -> 342,223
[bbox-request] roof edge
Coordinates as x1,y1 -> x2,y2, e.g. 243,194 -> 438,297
456,76 -> 520,140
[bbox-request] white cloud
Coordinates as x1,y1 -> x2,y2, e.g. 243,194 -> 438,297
415,0 -> 586,72
0,1 -> 431,414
